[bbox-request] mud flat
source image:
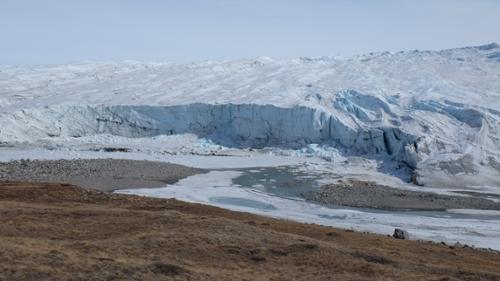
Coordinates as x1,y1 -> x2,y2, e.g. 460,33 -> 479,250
302,179 -> 500,211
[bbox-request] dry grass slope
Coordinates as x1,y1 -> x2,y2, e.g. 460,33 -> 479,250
1,181 -> 500,280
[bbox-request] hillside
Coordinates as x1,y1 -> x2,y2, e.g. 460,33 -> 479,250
1,181 -> 500,281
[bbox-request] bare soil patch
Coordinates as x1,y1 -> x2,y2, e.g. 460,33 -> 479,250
1,181 -> 500,280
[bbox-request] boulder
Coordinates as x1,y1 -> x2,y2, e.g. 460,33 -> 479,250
393,228 -> 410,240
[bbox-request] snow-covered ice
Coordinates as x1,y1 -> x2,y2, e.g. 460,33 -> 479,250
1,43 -> 500,249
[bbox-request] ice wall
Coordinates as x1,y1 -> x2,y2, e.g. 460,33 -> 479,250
2,102 -> 500,189
0,103 -> 414,158
3,94 -> 500,188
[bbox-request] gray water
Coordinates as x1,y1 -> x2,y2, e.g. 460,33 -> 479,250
209,197 -> 277,210
231,165 -> 341,198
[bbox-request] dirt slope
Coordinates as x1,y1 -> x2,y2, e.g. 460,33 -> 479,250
1,181 -> 499,280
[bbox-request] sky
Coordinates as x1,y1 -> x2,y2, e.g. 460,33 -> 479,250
1,0 -> 499,65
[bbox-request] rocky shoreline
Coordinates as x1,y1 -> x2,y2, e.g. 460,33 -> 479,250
302,179 -> 500,211
0,158 -> 203,192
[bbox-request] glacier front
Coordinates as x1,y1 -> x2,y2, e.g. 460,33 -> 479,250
1,43 -> 500,190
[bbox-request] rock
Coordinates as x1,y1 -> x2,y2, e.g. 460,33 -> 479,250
393,228 -> 410,240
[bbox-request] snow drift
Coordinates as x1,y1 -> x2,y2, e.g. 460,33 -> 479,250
1,43 -> 500,189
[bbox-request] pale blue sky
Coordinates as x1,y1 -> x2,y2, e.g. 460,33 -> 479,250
1,0 -> 499,65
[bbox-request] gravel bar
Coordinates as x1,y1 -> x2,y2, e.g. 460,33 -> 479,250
301,179 -> 500,211
0,158 -> 203,192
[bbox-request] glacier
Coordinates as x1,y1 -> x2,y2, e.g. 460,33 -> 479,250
1,43 -> 500,190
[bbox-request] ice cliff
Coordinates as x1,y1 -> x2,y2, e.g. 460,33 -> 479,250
1,43 -> 500,188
